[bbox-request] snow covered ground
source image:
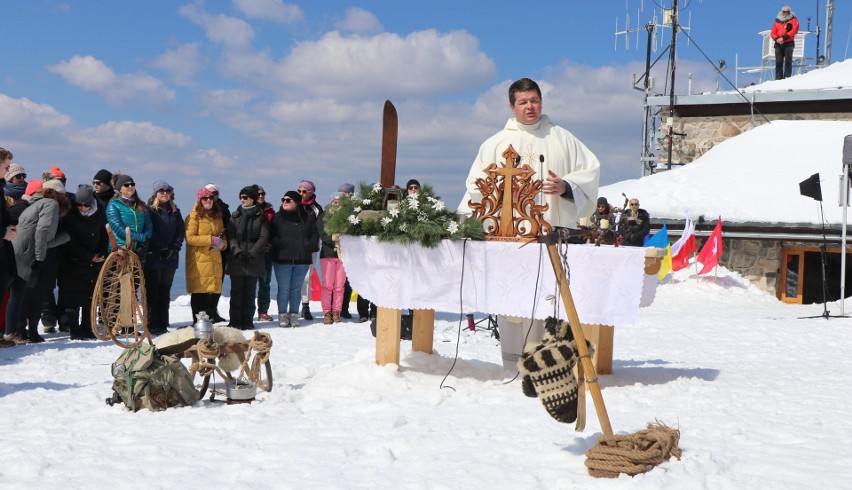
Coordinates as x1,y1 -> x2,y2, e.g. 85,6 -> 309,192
1,266 -> 851,489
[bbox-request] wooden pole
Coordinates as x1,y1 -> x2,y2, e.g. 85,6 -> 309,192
541,235 -> 614,436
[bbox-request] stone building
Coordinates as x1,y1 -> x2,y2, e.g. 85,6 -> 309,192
631,63 -> 852,304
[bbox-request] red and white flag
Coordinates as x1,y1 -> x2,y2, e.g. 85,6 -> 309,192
671,216 -> 696,272
697,217 -> 723,275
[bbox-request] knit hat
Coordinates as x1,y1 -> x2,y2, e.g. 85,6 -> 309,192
205,182 -> 219,193
50,166 -> 65,179
114,174 -> 134,189
283,190 -> 301,203
197,187 -> 214,200
43,179 -> 66,193
75,184 -> 95,205
152,179 -> 173,195
406,179 -> 421,189
596,197 -> 608,207
518,317 -> 581,424
298,180 -> 315,193
338,183 -> 355,195
4,163 -> 25,181
94,169 -> 113,185
239,185 -> 259,205
25,179 -> 43,196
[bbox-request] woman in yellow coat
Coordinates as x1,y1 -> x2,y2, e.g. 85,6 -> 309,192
185,187 -> 227,323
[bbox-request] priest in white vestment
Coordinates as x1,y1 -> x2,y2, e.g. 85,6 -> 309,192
459,78 -> 601,230
459,78 -> 603,370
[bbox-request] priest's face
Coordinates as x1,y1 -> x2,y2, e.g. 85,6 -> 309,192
510,90 -> 542,125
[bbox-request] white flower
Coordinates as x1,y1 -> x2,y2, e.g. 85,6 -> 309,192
447,221 -> 459,234
347,215 -> 361,225
433,200 -> 446,211
372,183 -> 382,193
354,206 -> 362,213
399,223 -> 407,232
418,212 -> 428,222
381,217 -> 393,227
388,207 -> 400,217
362,199 -> 372,206
407,197 -> 419,210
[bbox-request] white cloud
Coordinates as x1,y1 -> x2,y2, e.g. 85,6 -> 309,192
232,0 -> 302,23
152,43 -> 202,85
48,55 -> 176,108
48,55 -> 116,91
335,7 -> 382,34
0,94 -> 74,135
273,30 -> 495,98
179,3 -> 255,49
70,121 -> 192,150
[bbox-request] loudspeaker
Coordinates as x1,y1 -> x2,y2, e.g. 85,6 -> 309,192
800,173 -> 822,202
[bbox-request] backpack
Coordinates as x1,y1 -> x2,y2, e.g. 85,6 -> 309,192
107,343 -> 200,412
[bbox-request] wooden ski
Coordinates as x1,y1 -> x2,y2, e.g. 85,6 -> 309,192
380,100 -> 398,189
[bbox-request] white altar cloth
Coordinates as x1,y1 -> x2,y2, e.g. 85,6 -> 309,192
339,236 -> 647,327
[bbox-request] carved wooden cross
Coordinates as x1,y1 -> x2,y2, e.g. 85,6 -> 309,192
493,145 -> 535,236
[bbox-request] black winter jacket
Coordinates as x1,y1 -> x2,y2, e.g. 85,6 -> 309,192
269,207 -> 318,265
226,205 -> 269,277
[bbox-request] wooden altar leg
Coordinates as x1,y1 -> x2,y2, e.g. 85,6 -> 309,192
411,309 -> 435,354
581,324 -> 614,375
375,307 -> 401,366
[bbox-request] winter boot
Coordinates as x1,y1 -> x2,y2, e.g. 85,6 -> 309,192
289,313 -> 300,328
278,314 -> 290,328
301,302 -> 313,320
323,312 -> 333,325
332,311 -> 341,323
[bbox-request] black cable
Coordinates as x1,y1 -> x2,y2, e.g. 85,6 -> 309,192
440,238 -> 470,391
679,28 -> 772,125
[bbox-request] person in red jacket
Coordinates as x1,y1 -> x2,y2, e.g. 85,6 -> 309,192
771,6 -> 799,80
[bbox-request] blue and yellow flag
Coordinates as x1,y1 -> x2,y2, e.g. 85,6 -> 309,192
645,222 -> 671,280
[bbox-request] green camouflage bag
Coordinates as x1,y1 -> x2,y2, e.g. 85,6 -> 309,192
107,343 -> 200,412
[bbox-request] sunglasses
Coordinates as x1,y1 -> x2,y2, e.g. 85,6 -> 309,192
200,196 -> 214,201
240,195 -> 251,200
11,174 -> 26,180
122,182 -> 136,188
258,192 -> 265,197
630,203 -> 639,207
156,188 -> 170,193
92,180 -> 103,186
408,185 -> 419,190
76,203 -> 92,209
282,197 -> 294,203
297,189 -> 309,194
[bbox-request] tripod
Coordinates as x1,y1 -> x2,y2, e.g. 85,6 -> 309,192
801,201 -> 845,319
465,313 -> 499,339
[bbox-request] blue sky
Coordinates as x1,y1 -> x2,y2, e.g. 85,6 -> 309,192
2,1 -> 850,211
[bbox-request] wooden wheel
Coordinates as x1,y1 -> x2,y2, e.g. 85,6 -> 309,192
255,360 -> 273,393
90,247 -> 148,348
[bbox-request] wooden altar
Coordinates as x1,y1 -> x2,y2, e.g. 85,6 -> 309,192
339,236 -> 662,371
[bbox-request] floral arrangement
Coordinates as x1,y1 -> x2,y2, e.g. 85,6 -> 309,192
322,182 -> 483,248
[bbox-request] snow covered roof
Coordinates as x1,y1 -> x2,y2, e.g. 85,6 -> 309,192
599,120 -> 852,227
648,59 -> 852,108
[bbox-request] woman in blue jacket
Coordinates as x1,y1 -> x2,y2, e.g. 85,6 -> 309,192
106,174 -> 152,255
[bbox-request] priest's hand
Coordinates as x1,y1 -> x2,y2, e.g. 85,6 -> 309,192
543,170 -> 569,197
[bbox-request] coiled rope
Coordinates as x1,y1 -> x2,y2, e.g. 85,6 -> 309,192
238,331 -> 273,391
191,338 -> 224,379
584,421 -> 681,478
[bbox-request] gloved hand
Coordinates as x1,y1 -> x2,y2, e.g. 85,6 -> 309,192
211,236 -> 224,250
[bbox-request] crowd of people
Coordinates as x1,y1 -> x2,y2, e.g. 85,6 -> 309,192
0,145 -> 372,347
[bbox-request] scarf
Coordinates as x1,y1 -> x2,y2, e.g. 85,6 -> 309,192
301,196 -> 316,207
237,205 -> 258,242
